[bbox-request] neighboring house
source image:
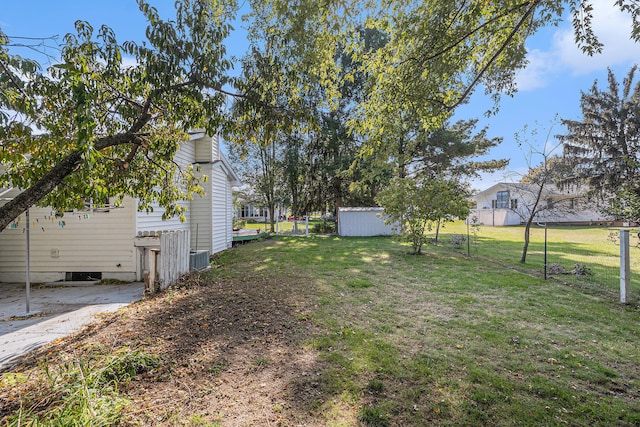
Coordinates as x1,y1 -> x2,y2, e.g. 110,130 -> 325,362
236,198 -> 269,222
0,132 -> 240,284
471,182 -> 608,226
235,194 -> 287,223
337,207 -> 400,237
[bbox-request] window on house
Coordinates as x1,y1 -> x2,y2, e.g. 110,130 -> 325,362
86,196 -> 111,213
510,199 -> 518,209
569,198 -> 578,209
496,191 -> 509,208
66,196 -> 111,214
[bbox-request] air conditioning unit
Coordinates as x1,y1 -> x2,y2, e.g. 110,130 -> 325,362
189,250 -> 210,271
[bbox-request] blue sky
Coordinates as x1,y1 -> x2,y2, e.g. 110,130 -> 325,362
3,1 -> 640,191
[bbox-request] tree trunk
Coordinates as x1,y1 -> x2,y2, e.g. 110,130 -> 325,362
0,151 -> 84,231
333,176 -> 343,214
268,204 -> 275,233
521,179 -> 545,263
520,217 -> 533,263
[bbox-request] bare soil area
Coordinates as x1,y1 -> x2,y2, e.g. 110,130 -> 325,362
1,267 -> 340,426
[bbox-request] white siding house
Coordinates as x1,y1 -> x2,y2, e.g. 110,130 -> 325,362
471,183 -> 608,226
190,134 -> 238,254
337,207 -> 399,237
0,132 -> 240,284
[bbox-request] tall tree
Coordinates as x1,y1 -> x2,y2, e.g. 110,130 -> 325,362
3,0 -> 640,232
351,0 -> 608,161
414,120 -> 508,243
304,28 -> 390,213
281,133 -> 308,221
413,120 -> 506,179
559,66 -> 640,222
227,135 -> 285,233
0,0 -> 238,231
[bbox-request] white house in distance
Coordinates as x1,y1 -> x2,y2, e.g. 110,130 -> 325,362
471,182 -> 609,226
0,131 -> 240,284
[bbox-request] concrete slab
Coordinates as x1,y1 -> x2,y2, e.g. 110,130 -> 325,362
44,280 -> 101,287
0,282 -> 145,371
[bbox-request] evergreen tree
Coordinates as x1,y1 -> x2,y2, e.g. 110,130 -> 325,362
559,66 -> 640,221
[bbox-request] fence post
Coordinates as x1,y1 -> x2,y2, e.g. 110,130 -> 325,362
543,223 -> 548,280
620,229 -> 630,304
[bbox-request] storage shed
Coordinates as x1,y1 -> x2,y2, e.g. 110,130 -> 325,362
337,207 -> 399,237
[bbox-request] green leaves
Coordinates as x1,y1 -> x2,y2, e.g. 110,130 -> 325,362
560,65 -> 640,222
376,177 -> 470,254
0,0 -> 237,230
3,0 -> 640,232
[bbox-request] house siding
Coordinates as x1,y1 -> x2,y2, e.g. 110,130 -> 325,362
225,176 -> 233,248
474,208 -> 522,226
195,134 -> 220,163
471,183 -> 609,226
190,166 -> 213,252
0,134 -> 238,283
210,162 -> 230,253
0,197 -> 137,282
135,140 -> 194,234
135,202 -> 191,234
190,161 -> 234,254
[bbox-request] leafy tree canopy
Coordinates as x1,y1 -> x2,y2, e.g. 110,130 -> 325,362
0,0 -> 238,230
559,65 -> 640,221
376,177 -> 470,255
2,0 -> 640,231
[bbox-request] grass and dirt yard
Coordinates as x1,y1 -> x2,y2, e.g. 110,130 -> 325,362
1,226 -> 640,426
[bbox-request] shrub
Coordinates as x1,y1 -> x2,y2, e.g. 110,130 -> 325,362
313,219 -> 335,234
450,234 -> 467,249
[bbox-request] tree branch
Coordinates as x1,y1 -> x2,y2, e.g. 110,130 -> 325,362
0,112 -> 152,231
444,1 -> 540,112
0,57 -> 28,99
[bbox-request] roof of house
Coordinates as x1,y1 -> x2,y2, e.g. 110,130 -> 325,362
473,182 -> 574,199
338,207 -> 385,213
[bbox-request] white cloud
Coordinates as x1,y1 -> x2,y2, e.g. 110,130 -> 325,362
554,0 -> 640,74
516,0 -> 640,90
121,56 -> 139,69
515,48 -> 557,91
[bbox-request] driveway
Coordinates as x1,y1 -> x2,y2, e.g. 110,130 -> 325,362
0,281 -> 145,371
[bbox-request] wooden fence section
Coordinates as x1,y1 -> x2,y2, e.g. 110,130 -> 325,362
158,230 -> 190,290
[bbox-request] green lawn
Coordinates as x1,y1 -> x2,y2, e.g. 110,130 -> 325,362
213,233 -> 640,425
241,218 -> 334,234
435,222 -> 640,294
3,228 -> 639,426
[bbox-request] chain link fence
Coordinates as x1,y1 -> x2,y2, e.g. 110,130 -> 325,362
443,224 -> 640,302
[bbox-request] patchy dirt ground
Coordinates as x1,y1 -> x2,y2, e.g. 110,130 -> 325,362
0,266 -> 345,426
